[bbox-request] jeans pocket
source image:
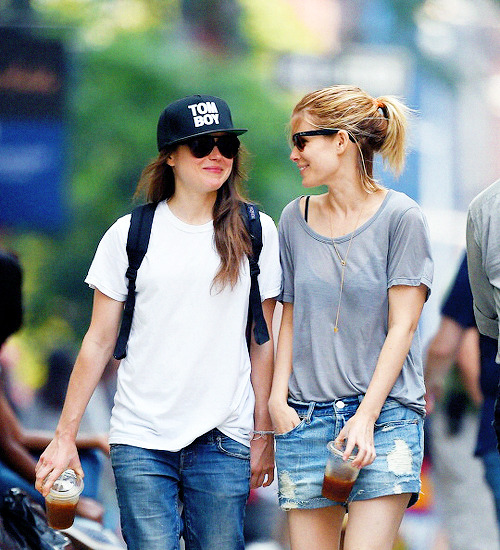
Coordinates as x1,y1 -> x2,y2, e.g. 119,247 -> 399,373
374,418 -> 420,430
274,416 -> 308,438
216,433 -> 250,460
373,416 -> 423,455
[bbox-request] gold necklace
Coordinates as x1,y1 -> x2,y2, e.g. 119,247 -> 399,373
329,199 -> 366,333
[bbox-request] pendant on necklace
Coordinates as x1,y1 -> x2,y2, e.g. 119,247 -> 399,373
329,197 -> 367,336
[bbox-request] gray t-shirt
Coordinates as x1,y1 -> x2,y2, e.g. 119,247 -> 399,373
279,191 -> 433,415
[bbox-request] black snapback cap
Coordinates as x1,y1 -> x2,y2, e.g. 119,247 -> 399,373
157,94 -> 247,151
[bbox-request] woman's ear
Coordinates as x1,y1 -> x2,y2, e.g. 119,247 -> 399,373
336,130 -> 350,152
166,153 -> 175,167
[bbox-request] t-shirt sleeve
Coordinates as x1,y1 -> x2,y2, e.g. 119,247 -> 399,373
441,254 -> 475,328
466,186 -> 500,355
256,212 -> 282,301
387,205 -> 433,296
84,215 -> 131,302
482,202 -> 500,296
278,203 -> 295,303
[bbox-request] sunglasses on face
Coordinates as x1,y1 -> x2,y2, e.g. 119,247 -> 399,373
184,134 -> 240,159
291,129 -> 355,152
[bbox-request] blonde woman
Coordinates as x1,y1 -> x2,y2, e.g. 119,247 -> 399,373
269,85 -> 433,550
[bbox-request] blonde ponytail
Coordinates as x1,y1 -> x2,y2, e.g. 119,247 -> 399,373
375,96 -> 412,176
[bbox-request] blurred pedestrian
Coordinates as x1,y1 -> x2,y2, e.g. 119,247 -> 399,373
22,347 -> 111,435
0,250 -> 106,524
466,179 -> 500,348
269,85 -> 433,550
425,253 -> 500,548
0,249 -> 27,414
0,251 -> 22,348
22,346 -> 121,531
35,94 -> 281,550
467,179 -> 500,447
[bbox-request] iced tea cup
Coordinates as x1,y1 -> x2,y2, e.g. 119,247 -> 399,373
321,441 -> 359,503
45,469 -> 84,530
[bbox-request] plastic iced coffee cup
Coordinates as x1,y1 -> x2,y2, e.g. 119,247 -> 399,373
45,469 -> 84,530
321,441 -> 359,503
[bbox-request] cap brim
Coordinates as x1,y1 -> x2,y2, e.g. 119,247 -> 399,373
165,127 -> 247,146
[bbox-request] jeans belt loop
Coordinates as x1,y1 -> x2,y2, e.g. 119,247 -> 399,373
305,401 -> 316,424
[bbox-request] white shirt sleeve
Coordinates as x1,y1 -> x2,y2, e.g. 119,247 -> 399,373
84,215 -> 131,302
257,211 -> 282,301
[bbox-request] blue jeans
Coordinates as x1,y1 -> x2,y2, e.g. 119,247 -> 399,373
482,449 -> 500,533
110,429 -> 251,550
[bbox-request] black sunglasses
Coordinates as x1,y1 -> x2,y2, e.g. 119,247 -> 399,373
183,134 -> 240,159
292,129 -> 355,152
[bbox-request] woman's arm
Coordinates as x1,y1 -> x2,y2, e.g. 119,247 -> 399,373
337,284 -> 428,467
0,369 -> 109,486
249,298 -> 276,489
0,386 -> 38,483
424,316 -> 465,409
23,431 -> 110,456
455,327 -> 482,407
268,302 -> 300,434
35,289 -> 122,496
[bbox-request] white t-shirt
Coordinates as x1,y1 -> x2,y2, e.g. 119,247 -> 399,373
85,201 -> 281,451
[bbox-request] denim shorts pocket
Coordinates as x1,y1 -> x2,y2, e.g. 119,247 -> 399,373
374,418 -> 420,430
373,406 -> 423,452
274,414 -> 308,438
215,433 -> 250,460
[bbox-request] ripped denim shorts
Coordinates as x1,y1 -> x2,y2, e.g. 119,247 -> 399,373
274,396 -> 424,510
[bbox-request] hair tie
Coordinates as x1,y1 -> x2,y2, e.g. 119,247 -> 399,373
376,100 -> 389,119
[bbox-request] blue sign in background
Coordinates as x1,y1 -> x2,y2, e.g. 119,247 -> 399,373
0,119 -> 66,230
0,27 -> 66,232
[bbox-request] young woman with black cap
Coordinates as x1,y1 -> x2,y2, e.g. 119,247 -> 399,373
35,95 -> 281,550
269,85 -> 433,549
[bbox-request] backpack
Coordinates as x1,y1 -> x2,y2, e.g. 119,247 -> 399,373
113,202 -> 270,360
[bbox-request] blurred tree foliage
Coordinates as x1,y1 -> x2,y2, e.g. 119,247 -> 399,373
3,21 -> 299,359
2,0 -> 448,377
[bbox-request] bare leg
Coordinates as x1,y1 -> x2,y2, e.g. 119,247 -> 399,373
287,506 -> 346,550
343,494 -> 410,550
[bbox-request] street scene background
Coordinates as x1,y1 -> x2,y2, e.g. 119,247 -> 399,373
1,1 -> 499,548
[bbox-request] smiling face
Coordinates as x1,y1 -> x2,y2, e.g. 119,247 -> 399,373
166,132 -> 234,197
289,116 -> 343,189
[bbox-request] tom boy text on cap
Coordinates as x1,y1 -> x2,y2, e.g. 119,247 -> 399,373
157,94 -> 247,151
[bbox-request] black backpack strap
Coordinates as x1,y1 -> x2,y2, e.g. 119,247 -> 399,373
113,203 -> 157,359
304,194 -> 310,222
240,202 -> 270,345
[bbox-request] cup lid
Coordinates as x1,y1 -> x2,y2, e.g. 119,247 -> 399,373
327,441 -> 357,461
49,469 -> 84,499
